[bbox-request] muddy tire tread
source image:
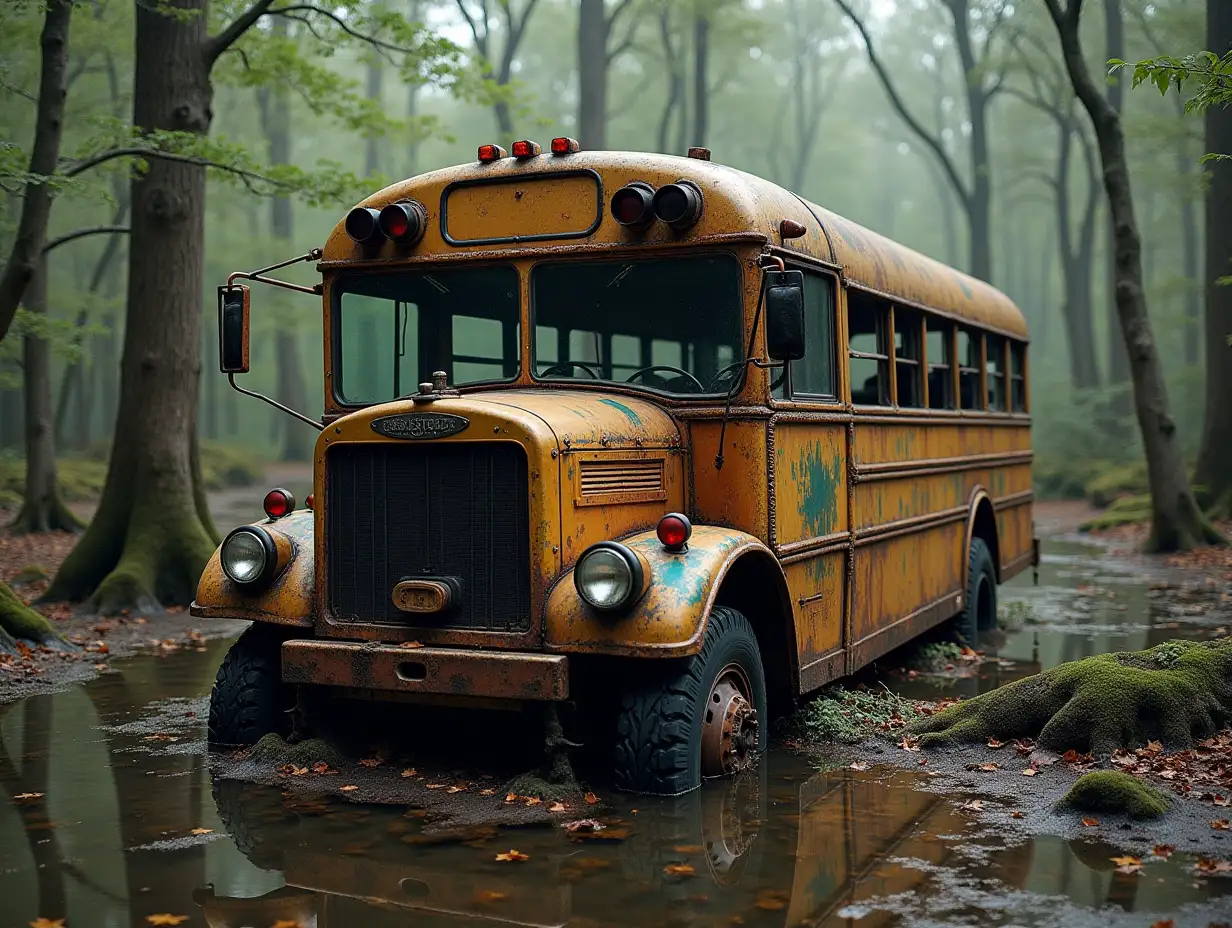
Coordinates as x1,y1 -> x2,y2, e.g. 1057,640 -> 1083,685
208,625 -> 292,747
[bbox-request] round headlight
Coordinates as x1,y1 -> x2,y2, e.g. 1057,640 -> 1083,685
575,542 -> 644,612
221,527 -> 274,586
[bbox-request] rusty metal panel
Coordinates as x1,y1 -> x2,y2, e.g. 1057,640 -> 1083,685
773,422 -> 847,547
561,449 -> 685,568
688,419 -> 770,542
191,511 -> 314,626
544,525 -> 778,656
281,640 -> 569,700
784,555 -> 845,667
443,172 -> 602,244
488,390 -> 683,450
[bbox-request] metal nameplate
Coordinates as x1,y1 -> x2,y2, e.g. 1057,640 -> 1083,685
370,413 -> 470,440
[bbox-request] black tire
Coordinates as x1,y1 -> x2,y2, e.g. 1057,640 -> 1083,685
958,536 -> 998,644
211,776 -> 287,871
208,624 -> 295,747
614,606 -> 767,796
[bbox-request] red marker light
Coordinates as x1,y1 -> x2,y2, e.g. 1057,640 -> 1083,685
550,137 -> 580,155
263,488 -> 295,520
656,512 -> 692,551
305,494 -> 315,510
511,139 -> 541,158
478,144 -> 507,162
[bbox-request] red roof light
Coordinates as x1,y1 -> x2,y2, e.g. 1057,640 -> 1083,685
263,487 -> 295,520
550,137 -> 580,155
478,144 -> 507,162
656,512 -> 692,551
511,139 -> 541,158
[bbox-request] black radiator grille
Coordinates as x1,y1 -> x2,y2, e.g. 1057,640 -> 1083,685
326,442 -> 532,631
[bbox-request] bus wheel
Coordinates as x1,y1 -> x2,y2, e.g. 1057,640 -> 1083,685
960,537 -> 998,643
208,624 -> 295,748
613,606 -> 767,796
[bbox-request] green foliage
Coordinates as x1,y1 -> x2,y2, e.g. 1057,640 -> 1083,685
1109,51 -> 1232,114
1057,771 -> 1171,820
1081,494 -> 1153,531
909,638 -> 1232,755
909,641 -> 963,673
798,686 -> 927,744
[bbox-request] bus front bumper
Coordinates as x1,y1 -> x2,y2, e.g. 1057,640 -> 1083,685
281,640 -> 569,701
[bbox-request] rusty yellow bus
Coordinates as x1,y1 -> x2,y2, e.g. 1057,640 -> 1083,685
194,140 -> 1036,795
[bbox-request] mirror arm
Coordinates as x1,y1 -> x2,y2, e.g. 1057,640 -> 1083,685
228,373 -> 324,432
226,247 -> 324,296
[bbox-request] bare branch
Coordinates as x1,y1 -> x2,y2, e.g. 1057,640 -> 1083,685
832,0 -> 971,206
41,225 -> 129,254
60,148 -> 293,194
268,5 -> 419,57
204,0 -> 277,66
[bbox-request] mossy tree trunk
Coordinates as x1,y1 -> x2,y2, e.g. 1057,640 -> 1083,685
41,0 -> 221,615
0,582 -> 62,652
13,256 -> 83,535
1045,0 -> 1223,553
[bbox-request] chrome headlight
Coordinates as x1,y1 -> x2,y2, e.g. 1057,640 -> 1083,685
220,526 -> 276,586
574,542 -> 645,612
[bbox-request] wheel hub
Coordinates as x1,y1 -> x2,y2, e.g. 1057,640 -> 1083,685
701,666 -> 759,778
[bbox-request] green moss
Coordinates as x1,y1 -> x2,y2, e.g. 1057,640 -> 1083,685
0,457 -> 106,504
798,686 -> 927,744
1058,771 -> 1171,819
1085,461 -> 1148,508
248,734 -> 343,770
909,638 -> 1232,755
910,641 -> 963,673
10,565 -> 49,586
199,442 -> 265,490
503,770 -> 578,802
0,580 -> 62,649
1081,494 -> 1153,531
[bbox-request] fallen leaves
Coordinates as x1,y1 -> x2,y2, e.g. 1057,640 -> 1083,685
475,890 -> 509,904
548,801 -> 567,813
339,785 -> 359,792
145,916 -> 189,926
359,758 -> 383,768
1080,817 -> 1100,827
1213,819 -> 1231,831
1110,854 -> 1143,874
401,768 -> 417,778
898,735 -> 921,752
29,919 -> 65,928
753,889 -> 790,911
398,640 -> 424,649
961,800 -> 984,811
1152,844 -> 1175,859
1020,767 -> 1038,777
1010,810 -> 1025,819
563,819 -> 605,834
584,791 -> 599,804
986,738 -> 1004,749
849,761 -> 869,771
311,761 -> 335,775
965,762 -> 999,772
12,792 -> 44,801
663,863 -> 696,877
189,827 -> 213,836
494,849 -> 529,862
1195,857 -> 1232,875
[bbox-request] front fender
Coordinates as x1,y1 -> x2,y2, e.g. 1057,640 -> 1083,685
190,510 -> 314,627
544,525 -> 776,658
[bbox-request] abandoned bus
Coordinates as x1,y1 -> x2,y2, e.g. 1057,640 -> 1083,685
194,141 -> 1036,795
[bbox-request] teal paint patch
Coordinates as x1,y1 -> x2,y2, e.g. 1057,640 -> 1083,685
598,398 -> 643,427
789,442 -> 841,538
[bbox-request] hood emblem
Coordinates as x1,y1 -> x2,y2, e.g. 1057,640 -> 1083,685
371,412 -> 470,440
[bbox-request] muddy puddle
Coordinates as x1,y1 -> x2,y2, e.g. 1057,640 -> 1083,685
2,539 -> 1231,927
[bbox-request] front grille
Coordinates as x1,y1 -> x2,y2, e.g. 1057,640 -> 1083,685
326,442 -> 531,632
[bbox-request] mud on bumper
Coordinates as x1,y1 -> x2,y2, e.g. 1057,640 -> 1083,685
280,640 -> 569,701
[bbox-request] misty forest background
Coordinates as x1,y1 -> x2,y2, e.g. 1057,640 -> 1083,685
0,0 -> 1222,533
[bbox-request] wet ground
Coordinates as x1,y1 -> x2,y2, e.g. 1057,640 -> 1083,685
2,535 -> 1232,927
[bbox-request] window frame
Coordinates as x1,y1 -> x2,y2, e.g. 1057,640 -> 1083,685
846,288 -> 893,408
785,265 -> 840,402
956,326 -> 984,411
1009,340 -> 1029,413
890,305 -> 926,409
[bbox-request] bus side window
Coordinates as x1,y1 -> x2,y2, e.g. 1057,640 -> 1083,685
1010,342 -> 1027,412
957,327 -> 982,410
847,290 -> 890,406
926,320 -> 953,409
894,307 -> 923,407
790,271 -> 837,398
985,337 -> 1006,411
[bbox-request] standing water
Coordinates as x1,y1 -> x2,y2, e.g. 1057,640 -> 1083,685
2,539 -> 1230,927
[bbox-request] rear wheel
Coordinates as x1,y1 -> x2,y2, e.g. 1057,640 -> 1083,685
958,536 -> 997,645
614,606 -> 767,795
208,624 -> 295,747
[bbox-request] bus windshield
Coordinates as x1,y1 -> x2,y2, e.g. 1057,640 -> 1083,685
532,254 -> 743,396
334,265 -> 520,404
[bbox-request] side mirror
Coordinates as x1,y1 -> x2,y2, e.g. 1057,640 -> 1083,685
765,270 -> 806,361
218,285 -> 250,374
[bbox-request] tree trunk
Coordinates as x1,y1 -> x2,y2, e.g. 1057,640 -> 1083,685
1179,148 -> 1201,367
1104,0 -> 1130,390
691,9 -> 708,147
42,0 -> 219,613
578,0 -> 608,150
0,371 -> 21,449
0,0 -> 73,341
1195,0 -> 1232,516
1046,0 -> 1221,552
13,258 -> 82,534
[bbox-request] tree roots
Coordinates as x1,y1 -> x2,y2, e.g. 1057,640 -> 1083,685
909,638 -> 1232,755
0,580 -> 67,652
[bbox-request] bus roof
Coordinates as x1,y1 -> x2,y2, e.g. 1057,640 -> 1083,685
322,150 -> 1028,340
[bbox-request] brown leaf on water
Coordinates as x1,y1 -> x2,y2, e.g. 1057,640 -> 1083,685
524,796 -> 542,806
1115,864 -> 1143,875
270,921 -> 306,928
311,762 -> 334,775
673,844 -> 703,853
476,891 -> 508,903
663,863 -> 696,877
584,791 -> 599,804
145,916 -> 189,926
1110,855 -> 1142,868
1195,857 -> 1232,874
480,788 -> 496,796
12,793 -> 44,801
446,785 -> 466,794
290,766 -> 308,776
495,849 -> 529,862
754,890 -> 790,911
1213,819 -> 1231,831
548,801 -> 567,812
1152,844 -> 1175,859
1149,920 -> 1175,928
401,768 -> 417,778
190,827 -> 213,835
1081,817 -> 1099,827
563,818 -> 605,833
339,785 -> 359,792
29,918 -> 65,928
